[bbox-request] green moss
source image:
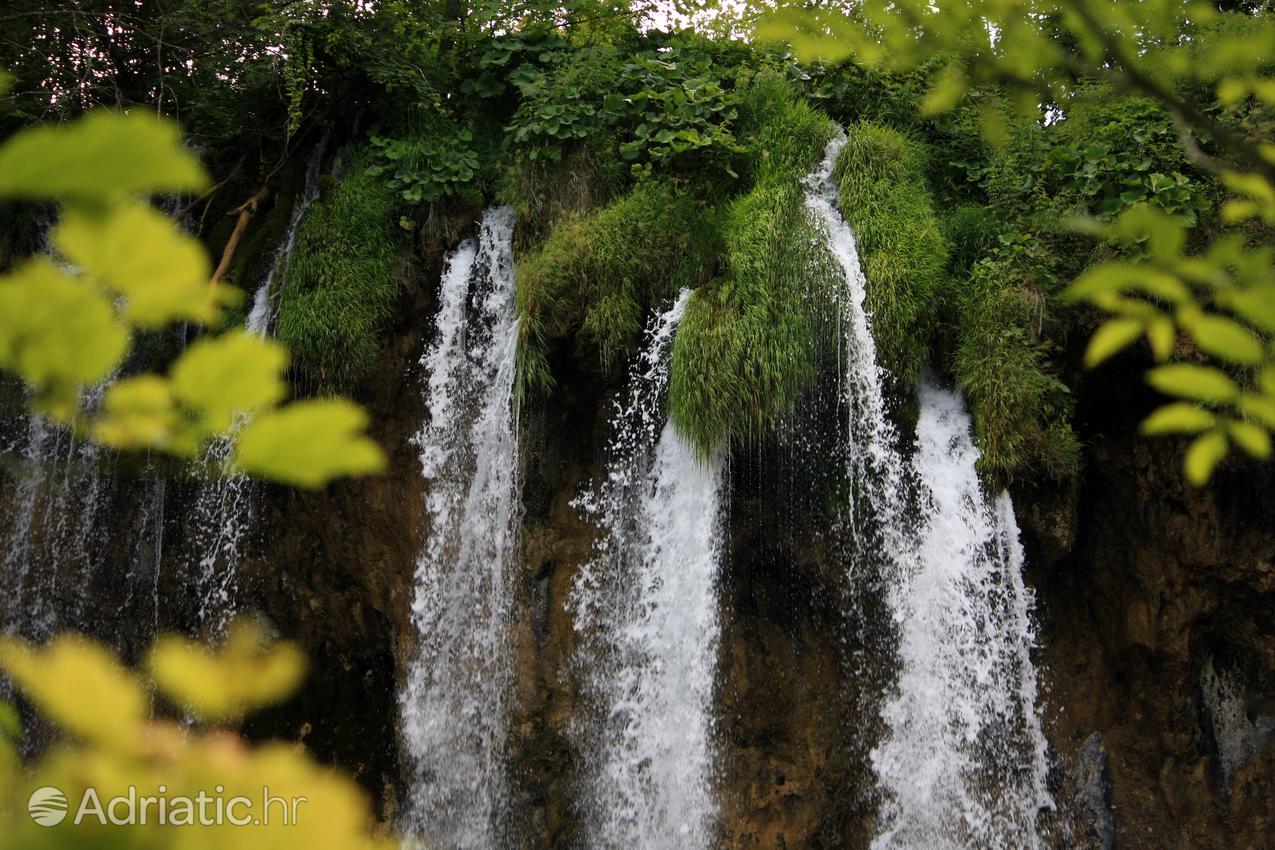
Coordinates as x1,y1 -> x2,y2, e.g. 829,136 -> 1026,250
833,121 -> 947,389
953,261 -> 1081,482
275,154 -> 401,393
668,176 -> 840,455
515,180 -> 719,398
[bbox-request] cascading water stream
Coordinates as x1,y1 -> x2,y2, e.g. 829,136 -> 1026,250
571,290 -> 725,850
187,139 -> 327,637
401,206 -> 521,850
0,382 -> 114,642
803,131 -> 915,568
871,382 -> 1054,849
805,131 -> 1053,848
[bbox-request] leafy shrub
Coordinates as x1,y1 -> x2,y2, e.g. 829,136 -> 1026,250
366,123 -> 482,206
276,155 -> 401,393
833,121 -> 948,390
611,54 -> 745,182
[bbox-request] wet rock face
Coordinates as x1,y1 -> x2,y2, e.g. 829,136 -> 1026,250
1031,363 -> 1275,850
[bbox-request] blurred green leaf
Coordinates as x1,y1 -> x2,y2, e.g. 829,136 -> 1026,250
1146,364 -> 1238,403
235,399 -> 386,488
0,111 -> 208,201
1185,429 -> 1228,485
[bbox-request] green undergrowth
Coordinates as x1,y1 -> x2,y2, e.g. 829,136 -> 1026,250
833,121 -> 947,391
952,258 -> 1082,482
275,153 -> 401,394
668,90 -> 839,454
515,180 -> 719,398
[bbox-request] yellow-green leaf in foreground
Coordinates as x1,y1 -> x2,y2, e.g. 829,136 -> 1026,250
1140,402 -> 1216,435
1229,288 -> 1275,334
0,258 -> 128,399
1183,314 -> 1264,365
0,635 -> 145,747
171,330 -> 288,433
55,202 -> 229,327
93,375 -> 177,450
1146,364 -> 1239,403
0,111 -> 207,201
1085,318 -> 1144,366
150,620 -> 306,722
1227,420 -> 1272,458
1147,316 -> 1176,360
235,399 -> 386,488
1185,430 -> 1229,485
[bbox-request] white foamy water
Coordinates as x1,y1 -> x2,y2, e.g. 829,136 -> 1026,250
401,206 -> 522,850
870,382 -> 1053,850
572,290 -> 725,850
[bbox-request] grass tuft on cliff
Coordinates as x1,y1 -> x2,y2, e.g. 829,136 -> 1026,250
833,121 -> 947,391
514,180 -> 719,399
669,89 -> 840,455
952,254 -> 1083,483
275,154 -> 401,394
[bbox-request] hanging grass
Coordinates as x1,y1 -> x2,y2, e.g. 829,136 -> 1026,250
514,180 -> 720,400
833,121 -> 947,391
668,161 -> 840,454
953,261 -> 1082,482
275,154 -> 401,394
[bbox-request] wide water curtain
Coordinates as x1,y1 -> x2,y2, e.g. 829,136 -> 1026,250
808,130 -> 1054,848
402,207 -> 522,850
571,290 -> 726,850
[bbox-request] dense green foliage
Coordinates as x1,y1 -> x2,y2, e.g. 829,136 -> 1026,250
276,156 -> 402,393
515,182 -> 719,397
3,0 -> 1274,486
833,123 -> 946,392
669,79 -> 839,453
765,1 -> 1275,484
669,178 -> 840,454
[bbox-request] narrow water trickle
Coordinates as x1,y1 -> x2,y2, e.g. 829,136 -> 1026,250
806,131 -> 1054,849
401,206 -> 521,850
187,139 -> 327,637
571,290 -> 726,850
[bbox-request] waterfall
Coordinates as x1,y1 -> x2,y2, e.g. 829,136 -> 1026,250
871,382 -> 1053,849
571,290 -> 725,850
187,139 -> 326,637
806,132 -> 1053,848
803,131 -> 915,569
401,206 -> 521,850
